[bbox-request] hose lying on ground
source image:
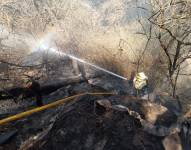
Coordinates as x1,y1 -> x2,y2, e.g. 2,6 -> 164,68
0,92 -> 116,126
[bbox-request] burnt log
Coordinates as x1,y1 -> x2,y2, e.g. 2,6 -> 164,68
0,77 -> 88,101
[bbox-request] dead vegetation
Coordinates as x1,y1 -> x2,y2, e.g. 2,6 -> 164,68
0,0 -> 191,150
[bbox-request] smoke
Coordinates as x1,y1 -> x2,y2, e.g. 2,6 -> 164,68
0,0 -> 151,59
23,0 -> 150,61
33,32 -> 128,80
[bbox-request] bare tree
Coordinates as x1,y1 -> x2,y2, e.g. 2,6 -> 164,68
0,0 -> 70,88
141,0 -> 191,97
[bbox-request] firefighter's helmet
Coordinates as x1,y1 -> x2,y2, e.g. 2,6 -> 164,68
133,72 -> 148,90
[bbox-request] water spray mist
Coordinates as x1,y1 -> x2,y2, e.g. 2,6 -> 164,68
48,47 -> 128,80
34,35 -> 127,81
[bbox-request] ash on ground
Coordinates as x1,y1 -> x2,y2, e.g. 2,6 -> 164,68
0,76 -> 189,150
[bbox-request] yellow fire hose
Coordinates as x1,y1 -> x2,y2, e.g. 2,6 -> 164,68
0,92 -> 116,126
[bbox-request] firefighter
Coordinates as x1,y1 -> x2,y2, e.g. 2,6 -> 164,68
25,79 -> 43,106
133,72 -> 148,97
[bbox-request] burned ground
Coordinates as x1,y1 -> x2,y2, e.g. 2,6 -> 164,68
25,95 -> 165,150
0,77 -> 187,150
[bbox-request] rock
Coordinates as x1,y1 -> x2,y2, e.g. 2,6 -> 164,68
96,99 -> 112,110
155,94 -> 182,116
95,99 -> 113,117
111,102 -> 179,137
163,133 -> 182,150
142,102 -> 168,124
118,96 -> 178,127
